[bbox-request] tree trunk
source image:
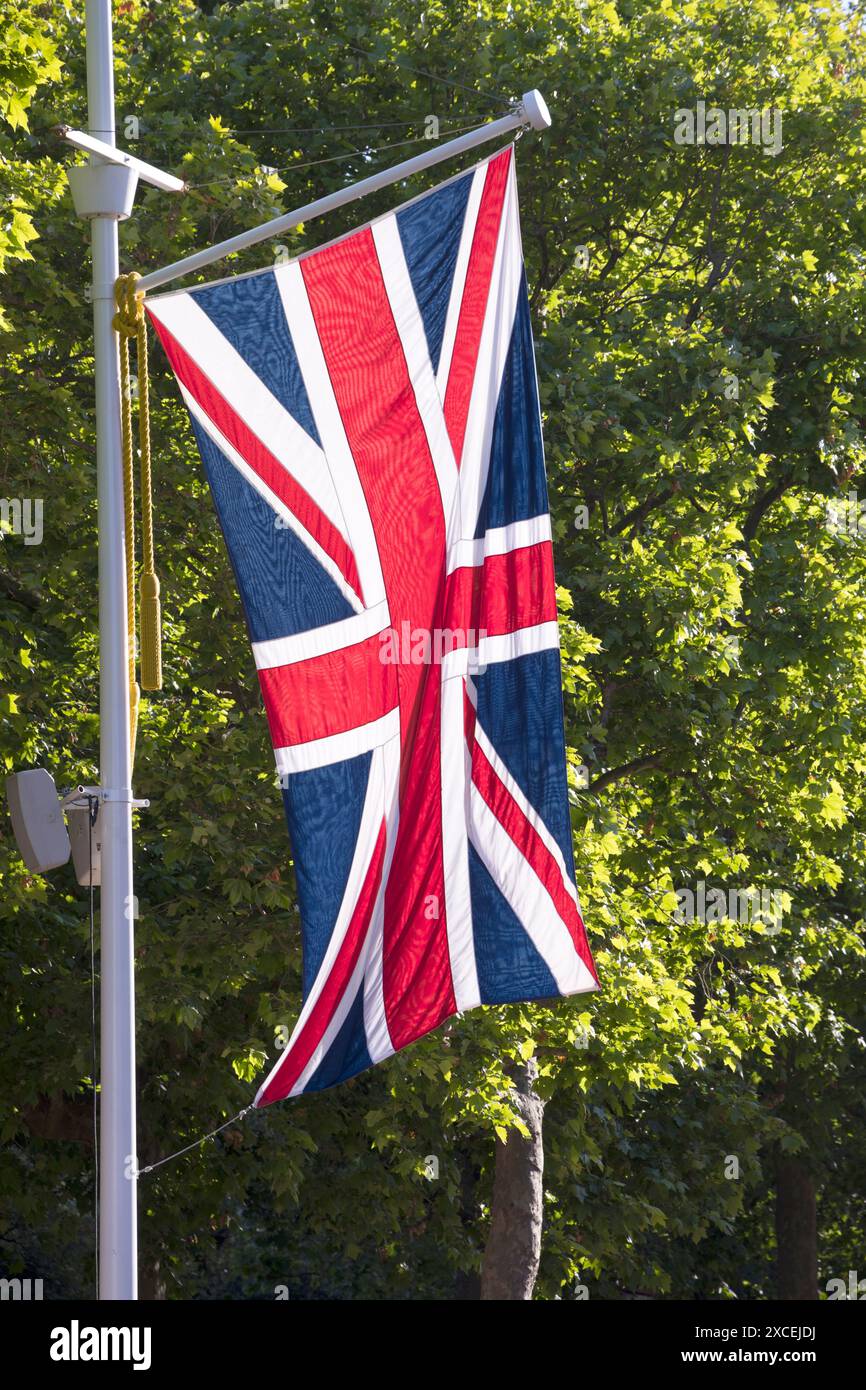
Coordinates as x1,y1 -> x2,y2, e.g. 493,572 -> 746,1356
138,1255 -> 166,1300
480,1058 -> 545,1300
775,1156 -> 818,1300
453,1144 -> 482,1299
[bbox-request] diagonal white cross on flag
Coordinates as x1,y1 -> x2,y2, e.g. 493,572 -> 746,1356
147,145 -> 598,1103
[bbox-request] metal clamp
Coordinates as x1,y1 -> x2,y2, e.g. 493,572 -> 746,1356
61,784 -> 150,810
56,125 -> 186,194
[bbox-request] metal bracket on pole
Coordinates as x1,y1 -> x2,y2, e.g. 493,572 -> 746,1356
57,125 -> 187,195
59,122 -> 185,225
61,785 -> 150,811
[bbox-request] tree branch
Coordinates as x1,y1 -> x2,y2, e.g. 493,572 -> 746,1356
0,569 -> 41,610
742,471 -> 795,542
589,753 -> 661,792
612,486 -> 675,536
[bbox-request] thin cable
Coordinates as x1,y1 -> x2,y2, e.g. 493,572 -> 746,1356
186,121 -> 482,190
114,116 -> 484,145
343,42 -> 509,107
88,794 -> 99,1299
38,114 -> 490,150
138,1107 -> 253,1176
221,118 -> 456,134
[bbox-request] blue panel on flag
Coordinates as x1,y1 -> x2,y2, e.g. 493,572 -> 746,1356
472,648 -> 575,873
468,843 -> 559,1004
190,271 -> 322,446
304,984 -> 373,1093
282,751 -> 372,997
474,274 -> 549,536
192,420 -> 355,643
397,170 -> 473,375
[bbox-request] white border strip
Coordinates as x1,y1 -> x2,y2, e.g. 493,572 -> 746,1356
446,515 -> 551,574
180,384 -> 364,615
441,619 -> 560,680
147,293 -> 346,537
252,600 -> 390,672
435,165 -> 487,400
274,708 -> 400,776
275,262 -> 388,608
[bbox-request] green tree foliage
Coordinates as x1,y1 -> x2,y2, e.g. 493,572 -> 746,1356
1,0 -> 864,1298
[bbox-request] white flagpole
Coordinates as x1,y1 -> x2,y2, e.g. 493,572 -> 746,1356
83,0 -> 138,1299
63,24 -> 549,1299
138,90 -> 551,295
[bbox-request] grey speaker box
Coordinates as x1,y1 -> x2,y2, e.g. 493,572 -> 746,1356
5,769 -> 71,873
68,803 -> 102,887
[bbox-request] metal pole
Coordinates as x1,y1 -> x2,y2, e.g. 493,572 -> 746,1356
84,0 -> 138,1300
138,90 -> 551,295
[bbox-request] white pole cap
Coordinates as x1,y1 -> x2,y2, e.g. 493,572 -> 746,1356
521,90 -> 552,131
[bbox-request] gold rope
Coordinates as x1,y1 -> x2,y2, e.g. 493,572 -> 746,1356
133,286 -> 162,692
114,276 -> 140,755
114,273 -> 162,762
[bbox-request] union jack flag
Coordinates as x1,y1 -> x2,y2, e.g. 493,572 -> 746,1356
146,145 -> 598,1105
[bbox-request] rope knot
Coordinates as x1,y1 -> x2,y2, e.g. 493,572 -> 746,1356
113,271 -> 145,338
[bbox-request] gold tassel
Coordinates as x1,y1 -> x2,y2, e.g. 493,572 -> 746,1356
113,271 -> 162,770
139,569 -> 162,691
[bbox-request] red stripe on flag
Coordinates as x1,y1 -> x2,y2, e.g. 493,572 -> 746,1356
443,147 -> 512,465
443,541 -> 557,642
467,703 -> 598,984
147,313 -> 363,603
258,633 -> 397,749
301,226 -> 457,1049
256,819 -> 387,1104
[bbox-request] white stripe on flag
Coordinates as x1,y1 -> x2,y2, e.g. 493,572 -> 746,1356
458,162 -> 524,534
274,708 -> 400,776
362,733 -> 401,1065
435,164 -> 487,401
146,292 -> 347,540
440,620 -> 561,680
371,215 -> 461,540
252,600 -> 390,672
256,741 -> 390,1103
472,709 -> 582,913
446,515 -> 552,574
467,784 -> 596,996
178,383 -> 364,614
439,672 -> 481,1013
274,262 -> 388,609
